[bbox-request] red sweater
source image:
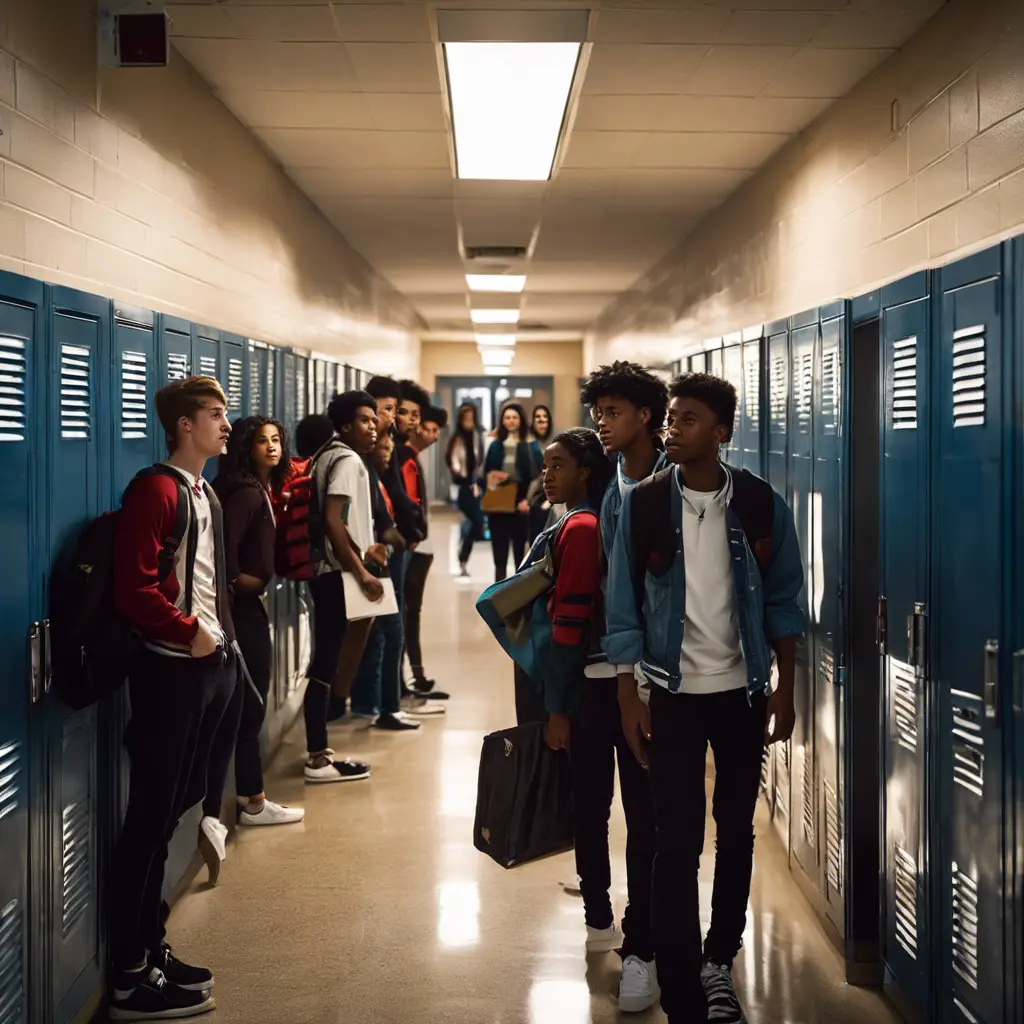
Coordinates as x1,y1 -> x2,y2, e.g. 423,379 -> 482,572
113,472 -> 201,648
548,511 -> 602,651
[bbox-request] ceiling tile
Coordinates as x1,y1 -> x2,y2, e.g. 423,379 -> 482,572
582,45 -> 710,95
761,47 -> 891,98
716,10 -> 832,47
561,131 -> 649,169
330,3 -> 433,42
526,263 -> 643,293
291,166 -> 455,197
167,5 -> 235,38
457,199 -> 543,249
221,5 -> 338,42
218,90 -> 375,129
258,127 -> 449,168
591,8 -> 730,44
364,93 -> 447,130
684,45 -> 800,97
345,43 -> 440,92
810,6 -> 942,49
382,267 -> 468,294
633,131 -> 789,169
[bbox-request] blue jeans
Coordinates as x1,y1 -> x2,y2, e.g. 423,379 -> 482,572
457,484 -> 484,563
350,550 -> 406,715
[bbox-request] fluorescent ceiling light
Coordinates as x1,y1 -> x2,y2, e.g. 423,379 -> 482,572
480,348 -> 515,366
466,274 -> 526,293
475,334 -> 516,347
471,309 -> 519,325
445,42 -> 580,181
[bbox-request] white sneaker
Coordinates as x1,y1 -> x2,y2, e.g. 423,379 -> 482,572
585,922 -> 624,953
238,799 -> 305,826
618,956 -> 660,1013
401,695 -> 445,716
199,816 -> 227,861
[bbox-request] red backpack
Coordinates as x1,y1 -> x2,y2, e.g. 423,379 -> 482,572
274,456 -> 316,580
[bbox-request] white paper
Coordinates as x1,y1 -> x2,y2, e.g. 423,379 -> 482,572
342,573 -> 398,621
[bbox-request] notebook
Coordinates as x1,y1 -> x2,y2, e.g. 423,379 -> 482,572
342,573 -> 398,621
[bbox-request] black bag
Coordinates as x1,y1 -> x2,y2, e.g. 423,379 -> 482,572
473,721 -> 574,869
49,465 -> 193,710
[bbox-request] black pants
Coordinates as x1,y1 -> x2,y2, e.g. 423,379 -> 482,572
514,663 -> 547,725
572,678 -> 656,962
403,550 -> 432,680
489,512 -> 528,582
649,685 -> 766,1021
304,571 -> 347,754
202,596 -> 272,815
456,484 -> 484,564
109,648 -> 236,968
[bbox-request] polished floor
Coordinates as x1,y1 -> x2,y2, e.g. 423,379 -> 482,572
170,512 -> 902,1024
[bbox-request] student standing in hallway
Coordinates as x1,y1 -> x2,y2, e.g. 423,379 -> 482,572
446,401 -> 485,576
605,374 -> 805,1024
484,403 -> 538,581
108,376 -> 237,1021
527,404 -> 554,542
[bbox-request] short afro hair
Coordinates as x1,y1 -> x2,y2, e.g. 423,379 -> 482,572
422,405 -> 449,429
366,375 -> 400,401
398,379 -> 431,412
327,390 -> 377,432
580,361 -> 668,436
669,373 -> 738,443
295,414 -> 336,458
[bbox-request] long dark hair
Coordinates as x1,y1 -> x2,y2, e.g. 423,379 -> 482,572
215,415 -> 291,496
531,404 -> 553,441
550,427 -> 615,509
497,402 -> 529,442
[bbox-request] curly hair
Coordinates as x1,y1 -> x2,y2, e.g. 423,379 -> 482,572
579,361 -> 668,437
422,405 -> 449,428
550,427 -> 615,509
327,390 -> 377,432
398,379 -> 431,413
669,372 -> 738,443
216,415 -> 291,493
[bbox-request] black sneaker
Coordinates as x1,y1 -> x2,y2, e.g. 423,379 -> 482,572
150,944 -> 213,992
413,687 -> 450,701
304,756 -> 372,783
109,967 -> 214,1020
701,960 -> 742,1023
375,711 -> 422,731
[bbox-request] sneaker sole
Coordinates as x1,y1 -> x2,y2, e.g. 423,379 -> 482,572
618,991 -> 660,1013
110,995 -> 215,1019
238,814 -> 305,826
585,937 -> 623,954
304,770 -> 371,784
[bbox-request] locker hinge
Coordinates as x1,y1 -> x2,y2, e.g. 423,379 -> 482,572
29,621 -> 42,703
877,596 -> 888,656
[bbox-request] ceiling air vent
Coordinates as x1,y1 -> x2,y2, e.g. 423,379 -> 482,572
518,322 -> 550,332
465,245 -> 528,260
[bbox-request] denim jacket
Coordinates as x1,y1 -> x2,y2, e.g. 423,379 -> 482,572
598,450 -> 671,558
602,464 -> 805,700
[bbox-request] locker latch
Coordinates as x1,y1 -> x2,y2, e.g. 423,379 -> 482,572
29,621 -> 42,704
983,639 -> 999,725
877,596 -> 888,656
907,602 -> 927,675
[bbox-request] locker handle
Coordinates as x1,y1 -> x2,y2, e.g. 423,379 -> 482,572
28,622 -> 42,704
983,639 -> 999,725
1013,649 -> 1024,714
877,596 -> 888,656
907,603 -> 926,675
43,619 -> 52,695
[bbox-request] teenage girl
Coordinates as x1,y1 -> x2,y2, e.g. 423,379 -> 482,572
539,427 -> 660,1014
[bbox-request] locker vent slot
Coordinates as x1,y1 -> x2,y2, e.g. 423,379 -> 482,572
60,343 -> 92,440
284,356 -> 297,425
951,325 -> 985,428
62,798 -> 92,937
823,778 -> 842,895
166,351 -> 189,382
801,748 -> 815,850
198,353 -> 217,378
120,350 -> 148,440
745,356 -> 760,431
0,336 -> 27,442
0,898 -> 24,1023
953,997 -> 979,1022
796,351 -> 813,431
951,692 -> 984,798
821,347 -> 838,435
249,355 -> 262,414
892,844 -> 918,958
770,356 -> 787,433
0,740 -> 22,824
296,362 -> 307,422
892,335 -> 917,430
891,658 -> 918,752
951,862 -> 979,990
227,356 -> 244,416
759,747 -> 770,794
266,354 -> 275,412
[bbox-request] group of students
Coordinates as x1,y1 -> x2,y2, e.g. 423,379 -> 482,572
104,371 -> 452,1021
493,362 -> 805,1024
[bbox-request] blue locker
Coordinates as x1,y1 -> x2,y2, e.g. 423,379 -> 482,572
1012,238 -> 1024,1024
221,333 -> 247,425
934,247 -> 1008,1024
722,342 -> 742,465
295,352 -> 308,426
282,350 -> 297,431
0,274 -> 45,1024
248,341 -> 274,417
741,332 -> 762,475
158,315 -> 192,389
110,305 -> 156,500
788,312 -> 818,885
313,359 -> 326,413
192,324 -> 221,383
879,272 -> 932,1018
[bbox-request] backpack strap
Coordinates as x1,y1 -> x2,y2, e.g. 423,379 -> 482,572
727,467 -> 775,568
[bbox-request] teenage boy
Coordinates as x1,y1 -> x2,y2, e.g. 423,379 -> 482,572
303,390 -> 386,782
573,362 -> 669,1012
366,375 -> 422,546
109,376 -> 237,1020
397,404 -> 449,709
605,373 -> 805,1024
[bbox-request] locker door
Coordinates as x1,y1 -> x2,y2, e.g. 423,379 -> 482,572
1012,238 -> 1024,1024
879,276 -> 932,1017
934,249 -> 1006,1024
248,341 -> 265,417
722,343 -> 742,466
766,324 -> 790,848
221,334 -> 247,425
815,310 -> 846,930
111,305 -> 156,499
0,275 -> 44,1024
283,351 -> 297,432
47,288 -> 109,1022
789,315 -> 818,884
192,324 -> 221,383
295,354 -> 308,425
741,334 -> 762,476
158,315 -> 192,388
313,359 -> 326,413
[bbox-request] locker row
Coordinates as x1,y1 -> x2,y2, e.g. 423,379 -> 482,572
0,269 -> 369,1023
675,240 -> 1023,1024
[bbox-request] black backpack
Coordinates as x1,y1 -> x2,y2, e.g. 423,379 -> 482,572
49,465 -> 194,710
304,438 -> 353,567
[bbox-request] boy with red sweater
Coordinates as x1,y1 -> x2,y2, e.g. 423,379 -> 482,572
108,376 -> 238,1021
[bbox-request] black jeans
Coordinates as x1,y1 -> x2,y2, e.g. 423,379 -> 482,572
202,596 -> 271,815
109,648 -> 236,968
489,512 -> 528,582
304,571 -> 347,754
648,685 -> 767,1022
403,550 -> 432,681
514,663 -> 547,725
456,484 -> 484,564
572,678 -> 656,962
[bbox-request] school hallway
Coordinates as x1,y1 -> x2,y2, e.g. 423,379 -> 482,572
165,511 -> 899,1024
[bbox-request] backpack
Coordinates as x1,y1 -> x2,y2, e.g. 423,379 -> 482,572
49,465 -> 194,710
475,507 -> 597,686
274,456 -> 316,580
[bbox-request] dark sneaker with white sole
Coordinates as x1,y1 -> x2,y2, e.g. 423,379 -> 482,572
150,944 -> 213,992
702,960 -> 743,1023
375,711 -> 421,731
109,966 -> 214,1020
304,756 -> 372,783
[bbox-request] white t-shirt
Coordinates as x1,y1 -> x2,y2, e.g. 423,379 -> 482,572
316,442 -> 374,573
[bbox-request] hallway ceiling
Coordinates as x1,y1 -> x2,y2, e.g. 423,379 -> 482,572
166,1 -> 944,341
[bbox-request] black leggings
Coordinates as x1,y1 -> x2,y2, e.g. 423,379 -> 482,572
489,512 -> 528,582
403,551 -> 432,679
203,596 -> 272,815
